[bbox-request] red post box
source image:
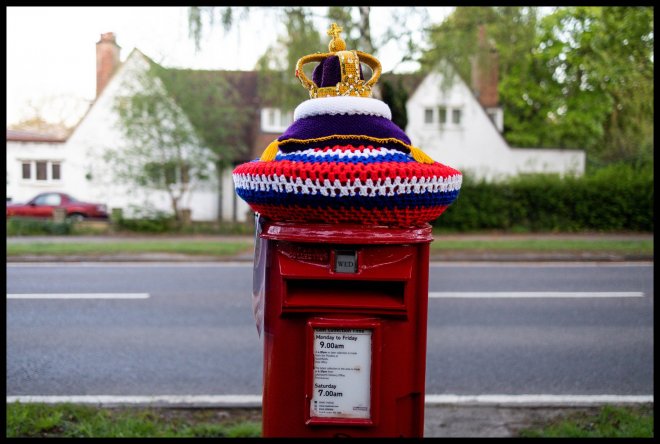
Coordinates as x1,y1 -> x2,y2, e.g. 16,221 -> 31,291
259,221 -> 433,437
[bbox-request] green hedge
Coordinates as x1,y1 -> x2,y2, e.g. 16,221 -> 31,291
433,164 -> 654,232
6,218 -> 73,236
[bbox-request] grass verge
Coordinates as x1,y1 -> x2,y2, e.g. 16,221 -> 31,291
6,240 -> 253,257
5,238 -> 652,258
430,239 -> 653,255
6,402 -> 262,438
7,403 -> 652,438
518,404 -> 653,438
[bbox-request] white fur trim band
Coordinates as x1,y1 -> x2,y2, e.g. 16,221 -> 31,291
294,96 -> 392,121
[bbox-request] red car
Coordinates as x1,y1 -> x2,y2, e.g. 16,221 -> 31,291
6,192 -> 109,221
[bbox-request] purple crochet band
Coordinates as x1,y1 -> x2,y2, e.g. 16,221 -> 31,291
278,114 -> 411,145
312,55 -> 364,88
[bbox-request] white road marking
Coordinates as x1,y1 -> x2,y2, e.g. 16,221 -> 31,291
430,262 -> 654,268
425,394 -> 654,406
6,394 -> 652,407
7,262 -> 253,268
7,293 -> 150,299
6,395 -> 261,407
429,291 -> 644,299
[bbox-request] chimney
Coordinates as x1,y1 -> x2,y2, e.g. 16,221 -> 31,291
471,25 -> 499,108
96,32 -> 121,98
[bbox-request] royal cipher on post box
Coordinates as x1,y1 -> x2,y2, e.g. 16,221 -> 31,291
232,24 -> 462,438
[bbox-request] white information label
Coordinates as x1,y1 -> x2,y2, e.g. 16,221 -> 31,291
311,328 -> 372,419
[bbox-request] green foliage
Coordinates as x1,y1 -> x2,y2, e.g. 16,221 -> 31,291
433,164 -> 653,232
519,405 -> 653,438
380,77 -> 409,129
114,206 -> 175,233
6,218 -> 73,236
115,217 -> 174,234
255,8 -> 321,111
155,65 -> 252,168
109,62 -> 217,221
422,7 -> 654,168
6,402 -> 262,438
188,7 -> 252,52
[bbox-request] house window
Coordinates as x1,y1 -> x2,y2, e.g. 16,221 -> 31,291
19,160 -> 63,183
452,109 -> 462,125
36,162 -> 48,181
261,108 -> 294,132
438,107 -> 447,124
424,108 -> 434,124
52,163 -> 61,180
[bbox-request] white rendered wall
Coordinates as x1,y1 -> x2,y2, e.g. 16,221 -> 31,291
510,147 -> 585,177
6,141 -> 68,203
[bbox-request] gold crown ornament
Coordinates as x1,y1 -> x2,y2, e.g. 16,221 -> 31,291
294,23 -> 382,99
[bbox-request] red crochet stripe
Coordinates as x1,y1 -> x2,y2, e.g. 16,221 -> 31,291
249,203 -> 450,227
234,159 -> 461,184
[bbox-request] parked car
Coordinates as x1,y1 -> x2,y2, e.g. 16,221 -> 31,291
6,192 -> 108,221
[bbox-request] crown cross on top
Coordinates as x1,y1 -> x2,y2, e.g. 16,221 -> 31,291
327,23 -> 342,39
327,23 -> 346,52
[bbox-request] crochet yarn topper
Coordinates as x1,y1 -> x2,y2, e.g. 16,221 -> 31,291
233,23 -> 462,227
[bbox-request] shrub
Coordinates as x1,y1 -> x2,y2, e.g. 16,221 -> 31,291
113,206 -> 175,233
115,216 -> 174,233
6,218 -> 73,236
433,163 -> 653,232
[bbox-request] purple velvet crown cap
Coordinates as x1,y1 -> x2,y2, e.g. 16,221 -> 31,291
311,55 -> 365,88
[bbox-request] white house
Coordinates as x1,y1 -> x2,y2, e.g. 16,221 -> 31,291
6,32 -> 585,221
7,33 -> 251,222
405,70 -> 585,181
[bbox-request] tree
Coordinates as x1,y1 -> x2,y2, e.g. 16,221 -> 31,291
422,6 -> 654,169
380,77 -> 409,129
155,64 -> 253,221
254,8 -> 322,110
422,7 -> 544,144
106,63 -> 216,222
188,6 -> 432,126
9,95 -> 89,139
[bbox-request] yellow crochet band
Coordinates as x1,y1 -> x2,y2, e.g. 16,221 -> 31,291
259,135 -> 435,165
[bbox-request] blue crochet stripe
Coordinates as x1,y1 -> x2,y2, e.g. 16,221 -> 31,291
275,151 -> 416,164
235,188 -> 461,209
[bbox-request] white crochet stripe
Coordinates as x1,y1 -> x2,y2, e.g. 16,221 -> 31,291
233,173 -> 462,198
294,96 -> 392,121
276,146 -> 404,160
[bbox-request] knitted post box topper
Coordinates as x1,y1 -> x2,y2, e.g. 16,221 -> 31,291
233,23 -> 462,227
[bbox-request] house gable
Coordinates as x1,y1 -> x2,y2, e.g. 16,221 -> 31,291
406,67 -> 585,181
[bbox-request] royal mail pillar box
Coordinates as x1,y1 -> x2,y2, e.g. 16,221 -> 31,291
259,221 -> 432,438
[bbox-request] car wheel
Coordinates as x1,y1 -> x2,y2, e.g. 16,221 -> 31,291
67,213 -> 86,222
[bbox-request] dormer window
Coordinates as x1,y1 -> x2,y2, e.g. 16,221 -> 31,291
425,105 -> 462,128
438,107 -> 447,124
424,108 -> 434,124
261,108 -> 293,132
452,109 -> 462,125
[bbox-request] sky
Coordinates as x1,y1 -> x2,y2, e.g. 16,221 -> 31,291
6,6 -> 454,128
